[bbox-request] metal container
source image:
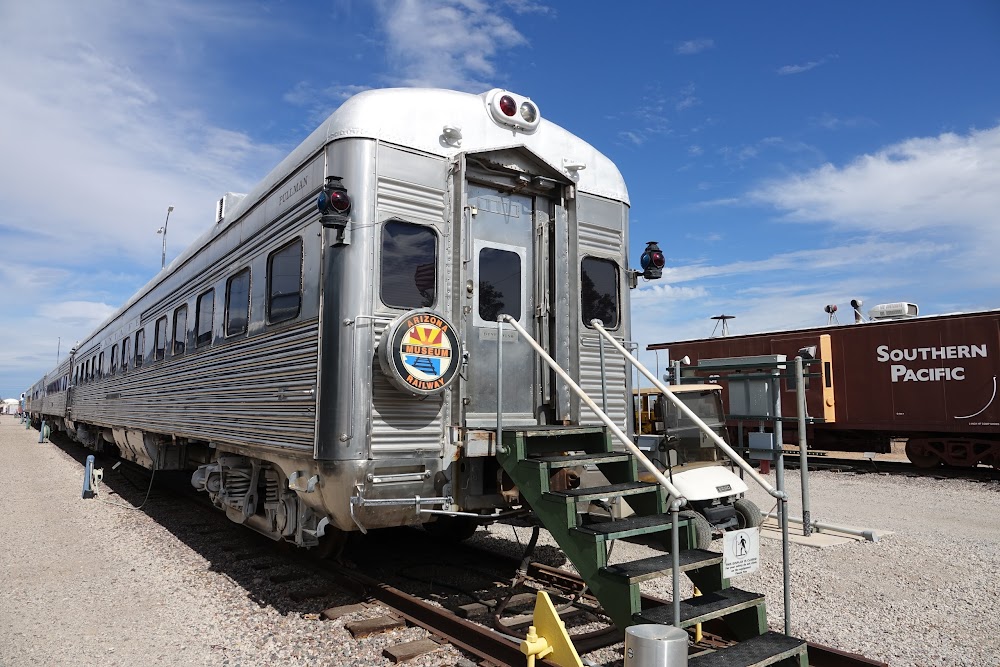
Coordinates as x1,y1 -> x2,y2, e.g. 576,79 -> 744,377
624,624 -> 688,667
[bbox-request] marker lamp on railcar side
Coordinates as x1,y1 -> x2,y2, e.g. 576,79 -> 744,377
640,241 -> 665,280
318,176 -> 352,229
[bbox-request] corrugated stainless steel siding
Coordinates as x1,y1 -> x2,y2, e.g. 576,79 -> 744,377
577,220 -> 628,428
368,321 -> 445,458
377,175 -> 446,221
579,338 -> 629,429
69,319 -> 319,450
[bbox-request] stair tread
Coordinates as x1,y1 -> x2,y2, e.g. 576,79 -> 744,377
528,452 -> 632,467
601,549 -> 722,583
636,588 -> 764,627
548,481 -> 657,500
689,631 -> 808,667
573,513 -> 676,540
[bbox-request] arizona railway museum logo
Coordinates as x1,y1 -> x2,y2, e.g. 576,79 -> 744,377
380,310 -> 462,396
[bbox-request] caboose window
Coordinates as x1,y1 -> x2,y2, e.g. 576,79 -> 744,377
380,220 -> 436,309
135,330 -> 145,368
196,289 -> 214,347
478,247 -> 522,322
581,257 -> 620,329
226,269 -> 250,336
267,239 -> 302,323
154,316 -> 168,360
173,305 -> 188,356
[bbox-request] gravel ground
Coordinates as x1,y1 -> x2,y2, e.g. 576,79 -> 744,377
3,415 -> 999,666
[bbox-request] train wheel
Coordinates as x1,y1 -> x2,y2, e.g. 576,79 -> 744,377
314,526 -> 351,560
423,515 -> 478,542
905,440 -> 942,468
679,510 -> 713,550
734,498 -> 763,530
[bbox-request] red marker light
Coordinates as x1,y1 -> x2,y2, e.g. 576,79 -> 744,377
499,95 -> 517,117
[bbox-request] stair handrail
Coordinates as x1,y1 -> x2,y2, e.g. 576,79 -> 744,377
590,320 -> 786,500
498,315 -> 687,509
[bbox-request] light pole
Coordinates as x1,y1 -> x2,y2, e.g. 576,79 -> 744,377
157,205 -> 174,269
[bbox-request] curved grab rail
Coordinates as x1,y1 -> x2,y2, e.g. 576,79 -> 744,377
589,320 -> 786,500
499,315 -> 687,509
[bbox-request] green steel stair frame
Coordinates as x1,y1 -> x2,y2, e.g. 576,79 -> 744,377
495,425 -> 809,664
496,426 -> 739,631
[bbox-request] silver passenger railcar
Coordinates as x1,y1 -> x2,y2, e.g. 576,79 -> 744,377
25,87 -> 655,550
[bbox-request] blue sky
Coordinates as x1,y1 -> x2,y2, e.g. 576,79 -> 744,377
2,0 -> 999,397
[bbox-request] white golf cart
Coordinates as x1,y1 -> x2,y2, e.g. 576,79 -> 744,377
633,385 -> 763,549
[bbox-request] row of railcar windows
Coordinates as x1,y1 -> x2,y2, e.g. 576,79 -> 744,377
378,219 -> 620,328
72,238 -> 303,386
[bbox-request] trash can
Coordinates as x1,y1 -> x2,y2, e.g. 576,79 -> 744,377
624,624 -> 688,667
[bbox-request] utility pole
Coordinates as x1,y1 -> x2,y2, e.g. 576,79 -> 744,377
157,205 -> 175,269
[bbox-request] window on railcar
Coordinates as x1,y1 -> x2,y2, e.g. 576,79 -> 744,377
267,239 -> 303,323
135,330 -> 145,368
196,289 -> 214,347
380,220 -> 437,309
85,359 -> 91,382
91,355 -> 97,380
226,269 -> 250,336
155,316 -> 168,361
581,257 -> 620,329
478,247 -> 522,322
173,305 -> 188,356
122,336 -> 131,372
110,346 -> 117,375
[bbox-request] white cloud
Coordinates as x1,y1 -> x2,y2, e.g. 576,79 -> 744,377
777,54 -> 838,75
676,39 -> 714,55
749,124 -> 1000,235
377,0 -> 527,90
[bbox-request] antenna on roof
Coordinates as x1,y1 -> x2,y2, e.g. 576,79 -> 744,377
710,314 -> 734,337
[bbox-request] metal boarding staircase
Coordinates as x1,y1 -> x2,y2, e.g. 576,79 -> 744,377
493,315 -> 807,666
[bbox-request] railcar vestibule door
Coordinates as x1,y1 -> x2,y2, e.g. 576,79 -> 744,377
463,182 -> 539,426
457,150 -> 569,428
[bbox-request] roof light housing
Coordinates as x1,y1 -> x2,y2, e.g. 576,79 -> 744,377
485,89 -> 540,133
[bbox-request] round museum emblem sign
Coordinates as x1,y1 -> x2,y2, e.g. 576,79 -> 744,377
379,309 -> 462,396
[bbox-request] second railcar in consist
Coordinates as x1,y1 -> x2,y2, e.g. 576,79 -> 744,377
25,87 -> 647,549
649,309 -> 1000,468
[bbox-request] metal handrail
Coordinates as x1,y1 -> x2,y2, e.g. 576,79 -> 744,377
496,315 -> 686,627
590,319 -> 794,635
499,315 -> 687,507
590,320 -> 785,500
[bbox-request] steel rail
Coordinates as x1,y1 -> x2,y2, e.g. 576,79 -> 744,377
325,565 -> 563,667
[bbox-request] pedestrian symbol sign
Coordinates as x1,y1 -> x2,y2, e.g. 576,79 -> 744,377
722,528 -> 759,578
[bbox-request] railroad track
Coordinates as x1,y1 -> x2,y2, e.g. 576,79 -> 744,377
51,433 -> 886,666
783,455 -> 1000,481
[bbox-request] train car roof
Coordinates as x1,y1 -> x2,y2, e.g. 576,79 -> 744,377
647,308 -> 1000,350
54,87 -> 628,370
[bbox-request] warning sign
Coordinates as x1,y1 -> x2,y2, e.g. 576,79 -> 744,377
722,529 -> 760,578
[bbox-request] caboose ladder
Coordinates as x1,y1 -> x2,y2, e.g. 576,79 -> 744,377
496,426 -> 808,666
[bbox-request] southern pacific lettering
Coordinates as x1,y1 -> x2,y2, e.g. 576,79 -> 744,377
402,344 -> 451,357
405,315 -> 448,332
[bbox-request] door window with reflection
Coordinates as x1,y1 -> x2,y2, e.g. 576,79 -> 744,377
226,269 -> 250,336
173,305 -> 188,356
154,316 -> 168,360
196,289 -> 214,347
380,220 -> 436,308
267,239 -> 302,323
122,336 -> 131,372
135,330 -> 145,367
478,247 -> 522,322
581,257 -> 619,329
